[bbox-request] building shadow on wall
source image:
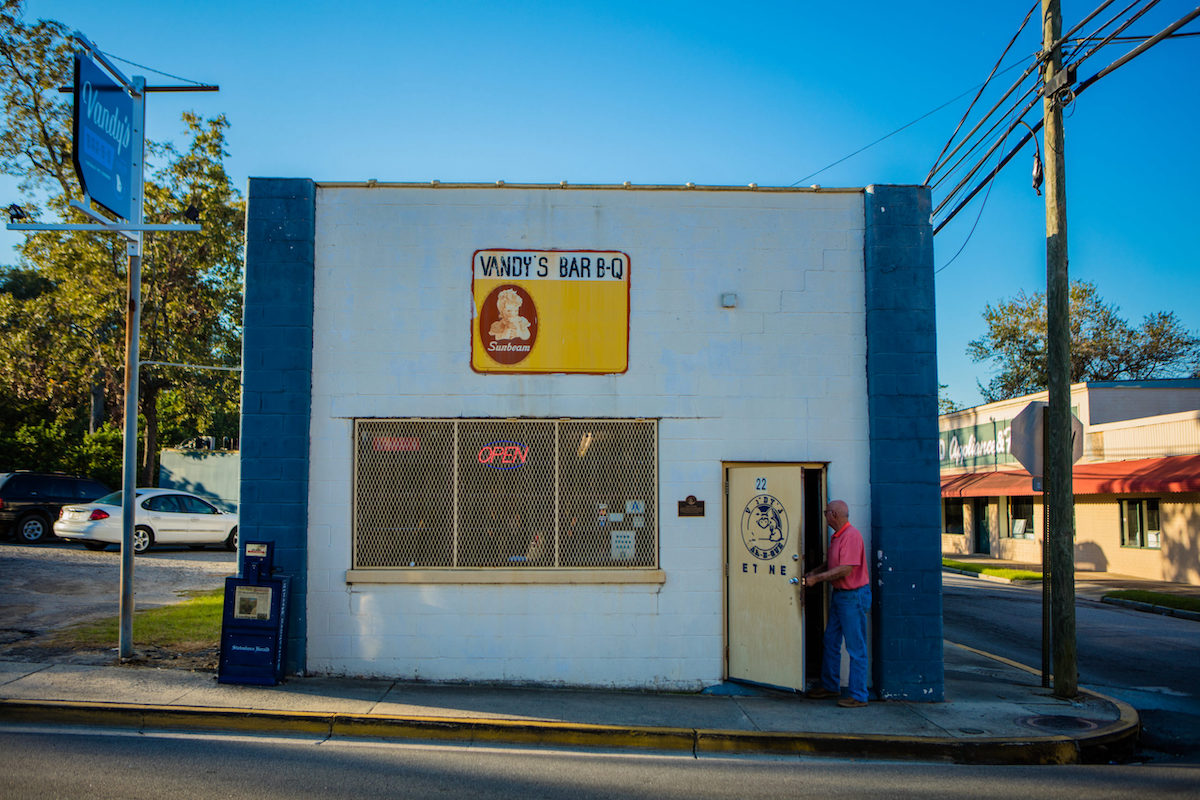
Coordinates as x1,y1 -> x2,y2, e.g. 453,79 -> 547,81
158,467 -> 236,513
1163,503 -> 1199,585
1073,541 -> 1108,572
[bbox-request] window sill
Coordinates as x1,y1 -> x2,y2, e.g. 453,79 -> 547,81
346,568 -> 667,585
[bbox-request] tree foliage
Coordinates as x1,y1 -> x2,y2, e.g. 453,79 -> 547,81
0,1 -> 244,484
967,280 -> 1200,403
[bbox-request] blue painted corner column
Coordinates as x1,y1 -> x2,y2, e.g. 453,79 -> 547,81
240,178 -> 316,674
863,184 -> 944,701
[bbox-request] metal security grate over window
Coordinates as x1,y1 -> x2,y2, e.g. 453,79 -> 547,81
353,419 -> 657,569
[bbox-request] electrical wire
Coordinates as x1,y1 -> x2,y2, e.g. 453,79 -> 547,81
927,0 -> 1124,189
934,172 -> 998,275
1061,0 -> 1162,72
934,106 -> 1026,273
788,60 -> 1027,187
930,81 -> 1041,192
932,123 -> 1039,236
932,92 -> 1043,216
99,50 -> 208,86
932,3 -> 1199,235
1067,30 -> 1200,43
1075,4 -> 1200,92
925,1 -> 1039,185
932,1 -> 1173,223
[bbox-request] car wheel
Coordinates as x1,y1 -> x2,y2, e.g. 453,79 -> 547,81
224,526 -> 238,552
17,513 -> 50,543
82,541 -> 108,551
132,526 -> 155,554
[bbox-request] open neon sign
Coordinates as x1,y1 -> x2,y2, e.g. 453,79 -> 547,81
477,441 -> 529,469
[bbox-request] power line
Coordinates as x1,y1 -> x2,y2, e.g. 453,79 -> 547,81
932,2 -> 1200,236
925,1 -> 1039,185
788,61 -> 1027,187
1062,0 -> 1163,73
100,50 -> 209,86
931,1 -> 1200,236
927,0 -> 1126,190
930,81 -> 1040,193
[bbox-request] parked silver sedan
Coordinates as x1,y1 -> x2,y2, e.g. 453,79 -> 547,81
54,488 -> 238,554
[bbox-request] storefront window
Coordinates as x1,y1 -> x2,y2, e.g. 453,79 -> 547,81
1121,498 -> 1161,549
943,499 -> 965,535
1007,497 -> 1035,539
353,419 -> 658,569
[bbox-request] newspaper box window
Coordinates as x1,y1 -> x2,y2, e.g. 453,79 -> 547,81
353,419 -> 657,570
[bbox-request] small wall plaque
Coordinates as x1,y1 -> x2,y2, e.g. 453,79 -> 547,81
678,495 -> 705,517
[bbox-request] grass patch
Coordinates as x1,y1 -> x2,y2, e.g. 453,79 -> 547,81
51,588 -> 224,650
1105,590 -> 1200,614
943,558 -> 1043,582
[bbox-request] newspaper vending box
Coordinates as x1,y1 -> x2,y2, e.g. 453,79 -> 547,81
218,541 -> 289,685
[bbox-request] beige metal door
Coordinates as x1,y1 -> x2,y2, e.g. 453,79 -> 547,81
726,464 -> 805,690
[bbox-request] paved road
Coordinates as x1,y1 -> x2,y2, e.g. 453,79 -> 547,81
942,572 -> 1200,763
1,725 -> 1196,800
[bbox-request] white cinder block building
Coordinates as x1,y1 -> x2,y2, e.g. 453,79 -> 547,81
240,181 -> 943,698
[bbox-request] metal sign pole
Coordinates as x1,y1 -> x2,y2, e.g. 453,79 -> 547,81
118,75 -> 145,660
5,33 -> 215,661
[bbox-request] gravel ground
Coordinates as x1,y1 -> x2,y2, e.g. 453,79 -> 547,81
0,540 -> 235,669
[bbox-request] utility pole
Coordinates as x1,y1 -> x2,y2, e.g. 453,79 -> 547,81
1041,0 -> 1077,699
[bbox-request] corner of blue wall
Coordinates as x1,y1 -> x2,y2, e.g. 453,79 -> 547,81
863,184 -> 944,701
240,177 -> 316,674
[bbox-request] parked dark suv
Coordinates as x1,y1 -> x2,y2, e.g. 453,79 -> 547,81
0,472 -> 111,543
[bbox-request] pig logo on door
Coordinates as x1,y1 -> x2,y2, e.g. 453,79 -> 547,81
741,494 -> 788,560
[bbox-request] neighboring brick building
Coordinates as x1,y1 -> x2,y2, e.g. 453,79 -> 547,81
240,180 -> 941,698
940,380 -> 1200,585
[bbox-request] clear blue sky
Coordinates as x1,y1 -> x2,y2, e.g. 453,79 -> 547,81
4,0 -> 1198,409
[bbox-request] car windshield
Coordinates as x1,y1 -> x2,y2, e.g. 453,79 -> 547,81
93,490 -> 147,507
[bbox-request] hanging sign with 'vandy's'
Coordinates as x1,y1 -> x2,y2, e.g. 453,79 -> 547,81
471,249 -> 630,374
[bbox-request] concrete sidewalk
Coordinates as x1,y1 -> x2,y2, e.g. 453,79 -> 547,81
0,641 -> 1137,764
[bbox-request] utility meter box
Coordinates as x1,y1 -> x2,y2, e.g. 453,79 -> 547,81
218,541 -> 289,685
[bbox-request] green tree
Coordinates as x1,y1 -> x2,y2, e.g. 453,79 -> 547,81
937,384 -> 959,415
967,280 -> 1200,403
0,1 -> 243,484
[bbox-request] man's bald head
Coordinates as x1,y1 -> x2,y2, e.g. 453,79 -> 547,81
825,500 -> 849,530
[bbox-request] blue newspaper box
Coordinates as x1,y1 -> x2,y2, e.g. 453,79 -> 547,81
218,541 -> 289,685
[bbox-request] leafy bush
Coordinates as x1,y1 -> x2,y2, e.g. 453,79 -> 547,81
0,413 -> 125,486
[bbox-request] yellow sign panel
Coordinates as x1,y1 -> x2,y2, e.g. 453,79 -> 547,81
471,249 -> 630,374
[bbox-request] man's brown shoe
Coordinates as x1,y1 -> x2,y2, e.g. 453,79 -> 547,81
837,697 -> 868,708
806,687 -> 839,699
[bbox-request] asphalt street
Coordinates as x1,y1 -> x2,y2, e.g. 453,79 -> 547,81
942,572 -> 1200,763
1,725 -> 1196,800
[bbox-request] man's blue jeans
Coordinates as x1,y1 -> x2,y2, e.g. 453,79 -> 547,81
820,584 -> 871,701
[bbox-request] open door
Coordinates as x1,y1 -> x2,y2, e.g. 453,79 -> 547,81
725,464 -> 808,690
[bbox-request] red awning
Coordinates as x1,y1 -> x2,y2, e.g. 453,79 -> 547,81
942,453 -> 1200,498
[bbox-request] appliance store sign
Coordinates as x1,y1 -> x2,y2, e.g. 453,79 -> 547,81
939,421 -> 1014,468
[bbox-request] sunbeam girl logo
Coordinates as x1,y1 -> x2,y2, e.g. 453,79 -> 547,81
479,284 -> 538,365
741,494 -> 788,560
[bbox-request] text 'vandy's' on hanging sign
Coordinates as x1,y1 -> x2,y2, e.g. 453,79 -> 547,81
72,51 -> 134,220
471,249 -> 630,374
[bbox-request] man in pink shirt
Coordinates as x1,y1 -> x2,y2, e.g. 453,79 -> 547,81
801,499 -> 871,707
